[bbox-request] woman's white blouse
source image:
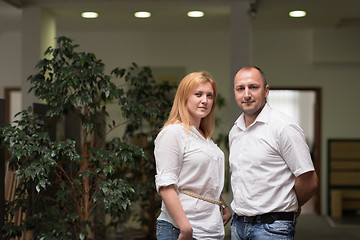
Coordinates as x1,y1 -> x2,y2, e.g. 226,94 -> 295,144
155,124 -> 225,239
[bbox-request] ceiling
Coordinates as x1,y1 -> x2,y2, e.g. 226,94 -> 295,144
1,0 -> 360,33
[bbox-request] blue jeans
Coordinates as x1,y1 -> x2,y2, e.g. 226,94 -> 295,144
231,214 -> 296,240
156,220 -> 197,240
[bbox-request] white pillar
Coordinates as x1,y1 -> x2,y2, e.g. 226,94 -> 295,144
229,1 -> 251,124
22,6 -> 56,110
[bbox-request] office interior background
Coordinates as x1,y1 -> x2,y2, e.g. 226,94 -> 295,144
1,0 -> 360,238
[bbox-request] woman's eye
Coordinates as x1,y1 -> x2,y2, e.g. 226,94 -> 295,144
207,94 -> 213,99
195,92 -> 201,97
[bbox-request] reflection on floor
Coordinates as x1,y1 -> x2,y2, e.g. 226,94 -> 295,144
296,214 -> 360,240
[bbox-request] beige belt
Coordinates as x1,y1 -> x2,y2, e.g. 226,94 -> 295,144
178,189 -> 226,212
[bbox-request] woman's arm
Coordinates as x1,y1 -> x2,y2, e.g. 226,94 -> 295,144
159,185 -> 193,240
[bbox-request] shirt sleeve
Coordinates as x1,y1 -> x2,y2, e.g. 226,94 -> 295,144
154,125 -> 185,193
278,123 -> 315,177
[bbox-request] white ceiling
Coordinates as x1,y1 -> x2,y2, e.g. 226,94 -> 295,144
1,0 -> 360,33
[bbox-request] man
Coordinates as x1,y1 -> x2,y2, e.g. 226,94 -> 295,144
229,66 -> 318,240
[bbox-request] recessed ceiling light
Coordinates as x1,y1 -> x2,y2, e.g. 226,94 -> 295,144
81,12 -> 98,19
187,11 -> 204,18
289,10 -> 306,18
134,11 -> 151,18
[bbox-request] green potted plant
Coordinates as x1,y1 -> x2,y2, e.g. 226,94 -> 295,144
0,36 -> 166,240
118,65 -> 176,239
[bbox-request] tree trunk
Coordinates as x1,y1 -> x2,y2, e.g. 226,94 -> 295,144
80,126 -> 94,239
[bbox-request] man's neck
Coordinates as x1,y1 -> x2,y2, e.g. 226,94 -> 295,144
244,114 -> 257,128
243,104 -> 266,128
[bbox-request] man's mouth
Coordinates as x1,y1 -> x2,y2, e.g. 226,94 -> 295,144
242,101 -> 253,104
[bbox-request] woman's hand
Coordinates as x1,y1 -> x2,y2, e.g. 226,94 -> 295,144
159,185 -> 193,239
178,225 -> 193,240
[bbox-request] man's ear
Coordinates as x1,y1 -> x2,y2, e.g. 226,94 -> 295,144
265,85 -> 270,97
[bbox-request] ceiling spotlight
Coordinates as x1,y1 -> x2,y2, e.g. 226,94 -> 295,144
187,11 -> 204,18
134,11 -> 151,18
289,10 -> 306,18
81,12 -> 98,19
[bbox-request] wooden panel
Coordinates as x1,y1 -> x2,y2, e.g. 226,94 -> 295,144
340,190 -> 360,198
328,140 -> 360,217
330,190 -> 343,218
330,141 -> 360,159
331,160 -> 360,170
343,200 -> 360,209
330,172 -> 360,186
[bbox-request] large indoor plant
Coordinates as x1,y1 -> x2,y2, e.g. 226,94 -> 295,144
0,36 -> 167,240
118,65 -> 176,239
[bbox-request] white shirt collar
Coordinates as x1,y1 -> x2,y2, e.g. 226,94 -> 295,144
234,103 -> 271,130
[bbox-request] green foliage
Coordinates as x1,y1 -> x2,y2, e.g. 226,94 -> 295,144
0,36 -> 168,240
115,64 -> 177,239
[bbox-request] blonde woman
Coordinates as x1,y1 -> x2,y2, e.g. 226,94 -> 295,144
155,72 -> 231,240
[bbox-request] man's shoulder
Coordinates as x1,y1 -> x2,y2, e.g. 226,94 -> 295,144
269,107 -> 298,126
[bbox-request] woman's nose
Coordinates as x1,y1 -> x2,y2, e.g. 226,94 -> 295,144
201,95 -> 208,103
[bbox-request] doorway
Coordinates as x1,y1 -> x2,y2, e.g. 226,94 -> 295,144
267,88 -> 321,214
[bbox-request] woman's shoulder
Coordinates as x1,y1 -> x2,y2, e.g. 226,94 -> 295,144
164,123 -> 184,131
156,123 -> 186,139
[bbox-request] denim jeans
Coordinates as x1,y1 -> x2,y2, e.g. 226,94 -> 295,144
231,214 -> 296,240
156,220 -> 197,240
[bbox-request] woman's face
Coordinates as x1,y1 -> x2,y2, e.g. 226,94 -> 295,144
186,82 -> 214,126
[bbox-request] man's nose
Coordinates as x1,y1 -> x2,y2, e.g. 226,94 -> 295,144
244,88 -> 251,98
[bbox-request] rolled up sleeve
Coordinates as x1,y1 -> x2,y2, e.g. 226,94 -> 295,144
154,125 -> 185,193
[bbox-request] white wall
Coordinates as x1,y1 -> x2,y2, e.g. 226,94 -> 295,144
252,27 -> 360,214
2,22 -> 360,215
57,30 -> 231,141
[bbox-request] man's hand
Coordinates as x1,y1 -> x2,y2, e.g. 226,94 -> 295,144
296,207 -> 302,219
222,206 -> 232,226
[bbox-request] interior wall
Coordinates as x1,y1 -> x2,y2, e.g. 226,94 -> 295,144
2,20 -> 360,216
252,27 -> 360,214
0,32 -> 22,99
56,30 -> 232,141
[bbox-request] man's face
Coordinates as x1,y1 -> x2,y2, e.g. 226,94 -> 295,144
234,68 -> 269,118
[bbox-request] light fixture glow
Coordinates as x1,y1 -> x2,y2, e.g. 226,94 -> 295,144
187,11 -> 204,18
81,12 -> 98,19
134,11 -> 151,18
289,10 -> 306,18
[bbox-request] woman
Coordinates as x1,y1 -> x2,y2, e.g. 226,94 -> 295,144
155,72 -> 231,240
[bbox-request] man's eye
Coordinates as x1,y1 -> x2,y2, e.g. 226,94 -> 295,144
250,86 -> 259,89
236,87 -> 244,91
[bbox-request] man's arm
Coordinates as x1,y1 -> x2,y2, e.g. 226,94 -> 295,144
294,171 -> 318,207
220,196 -> 232,226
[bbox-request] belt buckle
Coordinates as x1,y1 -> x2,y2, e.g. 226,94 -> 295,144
243,216 -> 256,224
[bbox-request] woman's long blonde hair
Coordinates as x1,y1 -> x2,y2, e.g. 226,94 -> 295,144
163,71 -> 217,138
